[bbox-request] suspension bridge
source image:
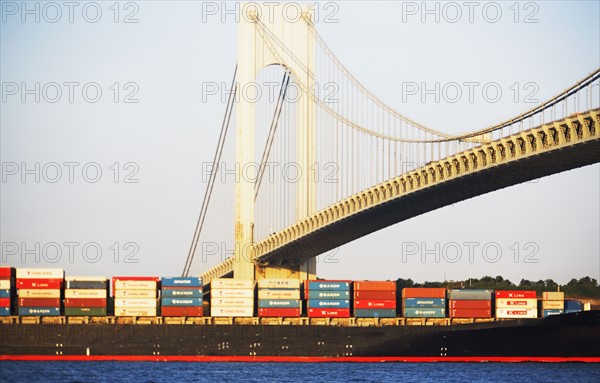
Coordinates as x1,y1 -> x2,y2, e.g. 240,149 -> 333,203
182,5 -> 600,284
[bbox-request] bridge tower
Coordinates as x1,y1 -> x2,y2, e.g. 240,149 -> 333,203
234,3 -> 316,280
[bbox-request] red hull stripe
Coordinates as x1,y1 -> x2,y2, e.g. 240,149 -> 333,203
1,355 -> 598,363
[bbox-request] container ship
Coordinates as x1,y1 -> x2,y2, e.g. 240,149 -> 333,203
1,267 -> 599,362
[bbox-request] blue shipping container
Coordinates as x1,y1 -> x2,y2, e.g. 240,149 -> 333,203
18,307 -> 61,316
307,281 -> 350,291
542,309 -> 564,317
161,277 -> 203,287
564,300 -> 583,311
565,309 -> 582,314
307,291 -> 350,300
0,289 -> 11,298
307,299 -> 351,308
0,307 -> 10,316
403,298 -> 446,308
354,308 -> 397,318
258,299 -> 302,308
161,289 -> 203,298
161,298 -> 203,307
403,308 -> 446,318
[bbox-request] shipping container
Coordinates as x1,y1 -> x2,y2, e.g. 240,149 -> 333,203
16,279 -> 63,289
114,299 -> 157,308
211,307 -> 254,317
403,298 -> 446,308
307,308 -> 350,318
65,280 -> 108,290
114,289 -> 156,299
495,298 -> 537,309
542,309 -> 564,317
0,298 -> 10,307
18,298 -> 61,307
16,268 -> 64,279
0,280 -> 11,289
447,289 -> 493,300
449,308 -> 492,318
257,289 -> 301,300
495,308 -> 538,318
161,306 -> 203,317
354,308 -> 397,318
307,299 -> 351,309
210,279 -> 255,289
0,289 -> 12,298
210,289 -> 254,298
403,308 -> 446,318
495,290 -> 536,299
114,307 -> 157,317
353,290 -> 396,300
18,307 -> 61,316
449,300 -> 492,309
210,297 -> 254,307
306,281 -> 350,291
64,307 -> 107,316
257,308 -> 301,317
402,288 -> 445,298
0,307 -> 10,316
161,277 -> 203,287
542,291 -> 565,301
257,299 -> 302,308
307,290 -> 350,300
161,298 -> 203,307
354,300 -> 396,309
114,280 -> 157,290
565,309 -> 582,314
564,300 -> 583,311
161,289 -> 203,298
257,279 -> 301,289
353,281 -> 396,291
65,289 -> 108,299
17,289 -> 61,298
541,300 -> 564,310
0,267 -> 15,278
64,298 -> 107,308
65,276 -> 107,281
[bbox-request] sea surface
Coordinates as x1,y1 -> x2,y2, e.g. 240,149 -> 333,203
0,362 -> 599,383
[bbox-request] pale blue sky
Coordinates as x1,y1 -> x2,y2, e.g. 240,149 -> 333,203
1,1 -> 599,284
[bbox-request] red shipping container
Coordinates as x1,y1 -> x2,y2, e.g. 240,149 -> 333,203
64,298 -> 107,308
258,308 -> 301,317
16,278 -> 63,289
353,281 -> 396,291
0,298 -> 10,307
449,300 -> 491,309
18,298 -> 61,307
402,288 -> 446,298
354,290 -> 396,300
450,308 -> 492,318
495,290 -> 536,299
308,308 -> 350,318
161,306 -> 203,317
354,300 -> 397,309
0,267 -> 15,278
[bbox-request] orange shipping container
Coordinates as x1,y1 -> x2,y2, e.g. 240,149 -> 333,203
353,281 -> 396,291
402,288 -> 446,298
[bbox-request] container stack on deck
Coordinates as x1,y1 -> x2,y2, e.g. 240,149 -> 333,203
210,279 -> 255,317
564,299 -> 584,314
495,290 -> 538,318
160,277 -> 204,317
0,267 -> 15,316
353,281 -> 397,318
113,277 -> 159,317
402,288 -> 446,318
257,279 -> 302,317
448,289 -> 493,318
541,291 -> 565,317
16,268 -> 64,316
306,281 -> 351,318
64,277 -> 108,316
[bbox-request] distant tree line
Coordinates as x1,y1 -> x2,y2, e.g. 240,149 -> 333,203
395,276 -> 600,298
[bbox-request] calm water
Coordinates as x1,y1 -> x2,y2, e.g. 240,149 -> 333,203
1,362 -> 599,383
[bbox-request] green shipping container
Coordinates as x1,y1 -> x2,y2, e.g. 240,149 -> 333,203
64,307 -> 107,316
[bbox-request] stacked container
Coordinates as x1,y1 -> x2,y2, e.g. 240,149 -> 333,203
353,281 -> 396,318
257,279 -> 302,317
0,267 -> 15,316
113,276 -> 159,317
64,277 -> 108,316
402,288 -> 446,318
210,279 -> 255,317
16,268 -> 64,316
495,290 -> 538,318
564,300 -> 584,314
541,291 -> 565,317
305,280 -> 351,318
161,277 -> 204,317
447,289 -> 493,318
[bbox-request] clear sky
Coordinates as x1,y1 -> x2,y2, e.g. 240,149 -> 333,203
1,1 -> 599,284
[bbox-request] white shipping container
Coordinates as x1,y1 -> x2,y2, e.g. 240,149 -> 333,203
65,276 -> 107,282
211,297 -> 254,307
18,289 -> 61,298
115,281 -> 157,290
257,279 -> 301,289
542,300 -> 565,310
211,307 -> 254,317
257,289 -> 301,300
495,299 -> 537,309
115,290 -> 157,298
64,289 -> 107,298
114,307 -> 157,317
210,289 -> 254,298
211,279 -> 255,289
16,268 -> 64,279
496,308 -> 538,318
0,280 -> 11,289
114,298 -> 157,308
